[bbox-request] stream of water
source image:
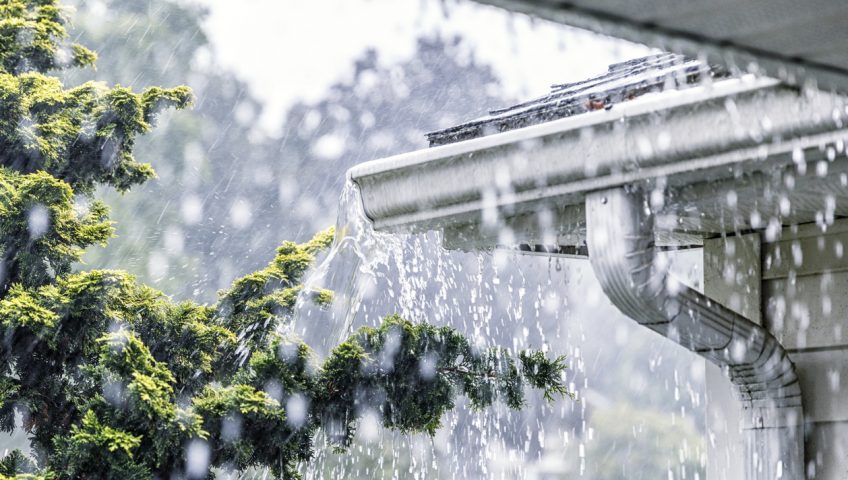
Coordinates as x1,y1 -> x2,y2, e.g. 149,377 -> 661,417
290,180 -> 398,355
288,180 -> 705,479
287,180 -> 577,478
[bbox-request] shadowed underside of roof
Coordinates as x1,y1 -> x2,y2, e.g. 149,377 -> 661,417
472,0 -> 848,95
427,53 -> 727,146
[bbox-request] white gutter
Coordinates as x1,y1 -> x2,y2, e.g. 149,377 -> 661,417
586,187 -> 803,479
349,78 -> 845,236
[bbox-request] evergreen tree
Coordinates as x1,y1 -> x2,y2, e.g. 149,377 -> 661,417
0,1 -> 569,478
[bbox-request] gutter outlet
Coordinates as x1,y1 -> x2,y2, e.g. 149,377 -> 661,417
586,187 -> 804,479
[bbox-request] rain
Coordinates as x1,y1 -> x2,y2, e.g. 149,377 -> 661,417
0,0 -> 846,479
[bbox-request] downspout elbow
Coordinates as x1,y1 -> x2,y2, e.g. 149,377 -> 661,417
585,187 -> 804,479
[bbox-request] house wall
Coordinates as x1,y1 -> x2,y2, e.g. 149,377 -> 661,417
763,221 -> 848,480
704,233 -> 758,480
704,221 -> 848,479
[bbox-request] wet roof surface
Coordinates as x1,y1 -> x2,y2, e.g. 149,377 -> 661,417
426,53 -> 727,146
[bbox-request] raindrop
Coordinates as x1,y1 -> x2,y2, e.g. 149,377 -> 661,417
185,440 -> 210,478
27,204 -> 49,238
359,409 -> 381,442
816,160 -> 828,177
180,194 -> 203,224
286,394 -> 309,428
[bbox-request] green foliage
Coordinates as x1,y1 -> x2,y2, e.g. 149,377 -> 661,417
193,384 -> 308,478
0,229 -> 569,478
0,377 -> 19,432
317,316 -> 571,445
214,227 -> 335,355
519,350 -> 572,402
68,410 -> 142,459
0,0 -> 192,295
0,0 -> 96,73
0,168 -> 112,294
0,449 -> 38,477
0,0 -> 572,478
0,70 -> 191,193
0,0 -> 193,194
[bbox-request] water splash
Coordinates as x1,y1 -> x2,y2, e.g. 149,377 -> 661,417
291,180 -> 399,356
288,180 -> 705,479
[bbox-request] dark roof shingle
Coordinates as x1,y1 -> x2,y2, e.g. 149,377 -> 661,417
426,53 -> 727,147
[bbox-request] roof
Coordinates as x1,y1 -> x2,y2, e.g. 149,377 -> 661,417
427,54 -> 725,146
473,0 -> 848,95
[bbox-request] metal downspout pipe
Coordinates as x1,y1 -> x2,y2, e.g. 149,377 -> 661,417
585,187 -> 804,479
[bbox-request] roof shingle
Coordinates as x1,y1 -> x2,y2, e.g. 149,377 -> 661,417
426,53 -> 727,146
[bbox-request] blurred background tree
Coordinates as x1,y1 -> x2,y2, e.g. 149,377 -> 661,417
586,404 -> 704,479
66,0 -> 503,302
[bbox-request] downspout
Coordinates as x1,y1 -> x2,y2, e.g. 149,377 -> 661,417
585,187 -> 804,479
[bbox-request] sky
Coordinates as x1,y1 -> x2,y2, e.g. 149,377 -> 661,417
188,0 -> 651,132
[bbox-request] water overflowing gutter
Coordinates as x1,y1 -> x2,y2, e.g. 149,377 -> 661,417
347,77 -> 848,479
